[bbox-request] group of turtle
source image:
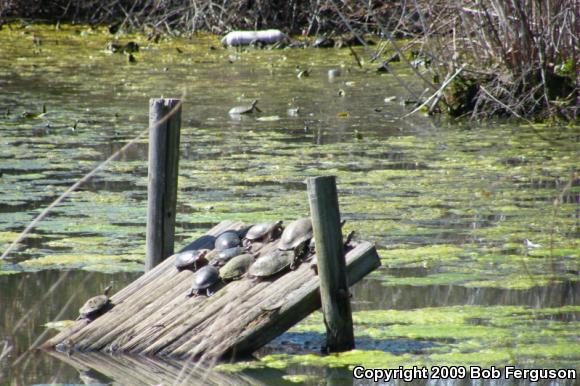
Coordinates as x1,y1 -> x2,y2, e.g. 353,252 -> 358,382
176,217 -> 315,297
74,217 -> 336,321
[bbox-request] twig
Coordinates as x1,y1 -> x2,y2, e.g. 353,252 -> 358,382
402,63 -> 466,118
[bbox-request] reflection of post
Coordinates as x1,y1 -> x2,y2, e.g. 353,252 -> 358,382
146,98 -> 181,271
306,176 -> 355,352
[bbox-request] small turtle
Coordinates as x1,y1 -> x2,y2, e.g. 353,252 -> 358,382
174,249 -> 209,272
243,221 -> 283,247
312,36 -> 335,48
186,265 -> 221,297
248,249 -> 296,280
209,246 -> 246,267
220,253 -> 255,281
278,217 -> 313,256
228,100 -> 262,116
77,285 -> 112,320
215,231 -> 241,251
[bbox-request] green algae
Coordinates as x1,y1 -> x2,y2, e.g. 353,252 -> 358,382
250,305 -> 580,371
43,320 -> 75,331
281,374 -> 320,383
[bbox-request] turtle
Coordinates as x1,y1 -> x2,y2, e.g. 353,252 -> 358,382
278,217 -> 314,260
186,265 -> 221,297
209,246 -> 246,267
214,231 -> 241,251
174,249 -> 209,272
228,100 -> 262,115
248,249 -> 296,280
312,36 -> 335,48
243,221 -> 283,247
220,253 -> 255,281
77,285 -> 112,320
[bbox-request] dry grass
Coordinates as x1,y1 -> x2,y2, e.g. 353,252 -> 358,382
415,0 -> 578,120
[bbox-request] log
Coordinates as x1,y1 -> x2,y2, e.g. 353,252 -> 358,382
146,98 -> 182,271
307,176 -> 355,352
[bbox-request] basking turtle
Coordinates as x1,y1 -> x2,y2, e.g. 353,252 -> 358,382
278,217 -> 314,260
220,253 -> 255,281
174,249 -> 209,272
228,100 -> 262,116
214,231 -> 241,251
186,265 -> 221,297
77,285 -> 112,320
209,246 -> 246,267
243,221 -> 283,247
248,249 -> 296,280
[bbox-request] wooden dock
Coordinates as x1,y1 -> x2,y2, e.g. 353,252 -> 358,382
43,220 -> 381,362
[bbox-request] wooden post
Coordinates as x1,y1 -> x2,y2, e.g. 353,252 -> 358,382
306,176 -> 355,352
146,98 -> 181,271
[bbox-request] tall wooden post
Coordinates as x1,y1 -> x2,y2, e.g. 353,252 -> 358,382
146,98 -> 181,271
306,176 -> 355,352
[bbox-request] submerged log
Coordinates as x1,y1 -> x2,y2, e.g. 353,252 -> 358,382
49,351 -> 267,386
43,220 -> 380,362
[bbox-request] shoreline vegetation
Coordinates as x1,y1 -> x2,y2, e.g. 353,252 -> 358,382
1,0 -> 577,122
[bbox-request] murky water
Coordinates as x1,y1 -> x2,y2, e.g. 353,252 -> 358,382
0,24 -> 578,385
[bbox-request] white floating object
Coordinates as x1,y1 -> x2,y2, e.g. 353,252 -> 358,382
221,30 -> 288,46
328,68 -> 341,79
524,239 -> 542,249
256,115 -> 281,122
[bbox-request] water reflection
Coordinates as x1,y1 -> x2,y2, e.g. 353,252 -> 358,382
352,279 -> 578,311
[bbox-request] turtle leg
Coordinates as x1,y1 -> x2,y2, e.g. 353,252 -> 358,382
185,288 -> 194,298
206,287 -> 214,297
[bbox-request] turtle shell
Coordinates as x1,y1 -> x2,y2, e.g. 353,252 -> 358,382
174,249 -> 208,270
215,231 -> 241,251
245,221 -> 283,242
228,100 -> 259,115
78,285 -> 112,319
278,218 -> 313,251
190,265 -> 220,290
248,249 -> 294,278
210,246 -> 245,266
220,253 -> 254,280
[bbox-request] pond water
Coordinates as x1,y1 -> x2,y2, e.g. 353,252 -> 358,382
0,24 -> 578,385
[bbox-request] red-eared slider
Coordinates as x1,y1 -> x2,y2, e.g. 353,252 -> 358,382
228,100 -> 261,115
77,285 -> 112,320
174,249 -> 209,272
209,246 -> 246,267
215,231 -> 241,251
248,249 -> 296,280
220,253 -> 255,281
243,221 -> 283,247
186,265 -> 220,297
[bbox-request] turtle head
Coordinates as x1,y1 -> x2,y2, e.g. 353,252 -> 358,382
103,285 -> 113,296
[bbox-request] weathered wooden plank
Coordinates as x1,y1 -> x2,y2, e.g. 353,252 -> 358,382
307,175 -> 355,352
146,98 -> 182,271
41,221 -> 243,349
221,242 -> 379,358
43,223 -> 381,362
